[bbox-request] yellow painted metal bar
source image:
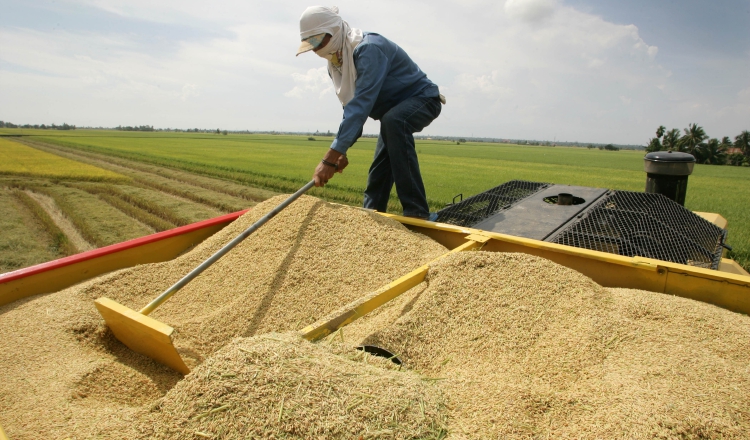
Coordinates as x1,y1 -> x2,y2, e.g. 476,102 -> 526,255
719,258 -> 750,276
0,422 -> 8,440
300,237 -> 487,342
693,211 -> 728,229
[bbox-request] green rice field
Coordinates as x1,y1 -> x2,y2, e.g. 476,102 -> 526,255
1,129 -> 748,271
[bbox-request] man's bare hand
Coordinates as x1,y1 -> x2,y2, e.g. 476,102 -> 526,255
313,161 -> 336,187
313,148 -> 346,187
336,154 -> 349,173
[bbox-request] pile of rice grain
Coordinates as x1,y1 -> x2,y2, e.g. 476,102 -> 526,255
134,333 -> 447,439
363,252 -> 750,439
78,194 -> 447,364
0,195 -> 447,438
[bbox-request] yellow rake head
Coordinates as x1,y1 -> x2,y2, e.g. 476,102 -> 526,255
94,297 -> 190,374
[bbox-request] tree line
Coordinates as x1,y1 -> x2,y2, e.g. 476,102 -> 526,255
116,125 -> 155,132
0,121 -> 76,130
647,123 -> 750,166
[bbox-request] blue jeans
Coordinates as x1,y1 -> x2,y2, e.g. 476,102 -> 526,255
363,95 -> 442,217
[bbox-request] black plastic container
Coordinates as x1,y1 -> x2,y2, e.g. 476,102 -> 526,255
644,151 -> 695,206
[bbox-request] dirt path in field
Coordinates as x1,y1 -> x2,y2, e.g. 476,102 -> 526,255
24,190 -> 95,253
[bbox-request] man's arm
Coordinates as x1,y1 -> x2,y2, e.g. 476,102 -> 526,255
330,44 -> 389,155
313,44 -> 388,187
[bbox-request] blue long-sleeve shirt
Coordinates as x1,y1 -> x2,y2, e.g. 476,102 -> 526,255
329,32 -> 439,155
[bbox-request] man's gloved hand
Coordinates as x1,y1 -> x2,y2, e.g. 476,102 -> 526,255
313,148 -> 346,187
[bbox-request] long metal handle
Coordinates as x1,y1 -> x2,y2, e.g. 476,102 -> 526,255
140,180 -> 316,315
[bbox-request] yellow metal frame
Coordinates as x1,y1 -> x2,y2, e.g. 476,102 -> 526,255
300,214 -> 749,343
386,214 -> 750,313
0,422 -> 8,440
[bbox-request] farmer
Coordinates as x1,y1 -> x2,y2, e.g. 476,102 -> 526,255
297,6 -> 444,220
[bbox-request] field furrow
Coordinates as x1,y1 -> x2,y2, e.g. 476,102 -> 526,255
17,139 -> 270,210
0,189 -> 58,272
30,186 -> 155,248
23,190 -> 94,253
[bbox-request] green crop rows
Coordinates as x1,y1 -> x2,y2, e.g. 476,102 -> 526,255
3,129 -> 748,271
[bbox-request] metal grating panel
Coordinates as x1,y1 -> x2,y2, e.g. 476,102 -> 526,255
548,191 -> 726,269
436,180 -> 549,227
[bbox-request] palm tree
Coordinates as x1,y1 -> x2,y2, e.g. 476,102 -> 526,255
678,123 -> 707,155
696,138 -> 727,165
720,136 -> 733,150
662,128 -> 681,151
735,130 -> 750,158
646,125 -> 666,152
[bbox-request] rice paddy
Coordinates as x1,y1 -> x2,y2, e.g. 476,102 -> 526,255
0,137 -> 125,181
0,128 -> 748,271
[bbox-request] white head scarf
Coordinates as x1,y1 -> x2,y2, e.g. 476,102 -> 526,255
299,6 -> 363,106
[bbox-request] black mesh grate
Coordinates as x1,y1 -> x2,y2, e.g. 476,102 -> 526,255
548,191 -> 726,269
436,180 -> 549,227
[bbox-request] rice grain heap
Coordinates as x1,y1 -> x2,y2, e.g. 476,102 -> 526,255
134,333 -> 447,439
363,252 -> 750,439
0,195 -> 447,438
79,194 -> 448,364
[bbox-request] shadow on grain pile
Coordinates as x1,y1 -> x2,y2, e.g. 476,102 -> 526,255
352,252 -> 750,439
0,195 -> 448,439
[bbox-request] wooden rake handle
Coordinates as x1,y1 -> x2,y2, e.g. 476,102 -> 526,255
139,180 -> 316,315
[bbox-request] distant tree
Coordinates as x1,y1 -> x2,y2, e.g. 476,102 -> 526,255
656,125 -> 666,138
646,138 -> 661,152
308,137 -> 316,141
735,130 -> 750,158
727,153 -> 749,166
678,123 -> 707,154
662,128 -> 681,151
646,125 -> 665,152
222,130 -> 228,135
695,138 -> 727,165
720,136 -> 732,150
459,138 -> 467,143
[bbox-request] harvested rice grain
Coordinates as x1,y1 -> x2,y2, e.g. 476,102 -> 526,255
363,252 -> 750,439
134,333 -> 447,439
0,195 -> 446,438
79,195 -> 447,364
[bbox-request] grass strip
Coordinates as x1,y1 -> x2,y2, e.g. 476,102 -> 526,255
68,183 -> 184,230
11,189 -> 77,256
18,139 -> 260,211
32,138 -> 417,212
128,177 -> 243,213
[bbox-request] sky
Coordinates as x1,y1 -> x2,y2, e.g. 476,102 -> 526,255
1,0 -> 748,145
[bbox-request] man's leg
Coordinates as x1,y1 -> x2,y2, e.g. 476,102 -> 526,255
363,134 -> 394,212
379,96 -> 442,217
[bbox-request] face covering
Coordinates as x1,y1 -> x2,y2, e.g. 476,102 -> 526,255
299,6 -> 362,105
314,31 -> 344,67
316,45 -> 343,67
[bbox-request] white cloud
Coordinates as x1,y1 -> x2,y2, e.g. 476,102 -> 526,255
504,0 -> 557,23
0,0 -> 747,142
284,67 -> 333,99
